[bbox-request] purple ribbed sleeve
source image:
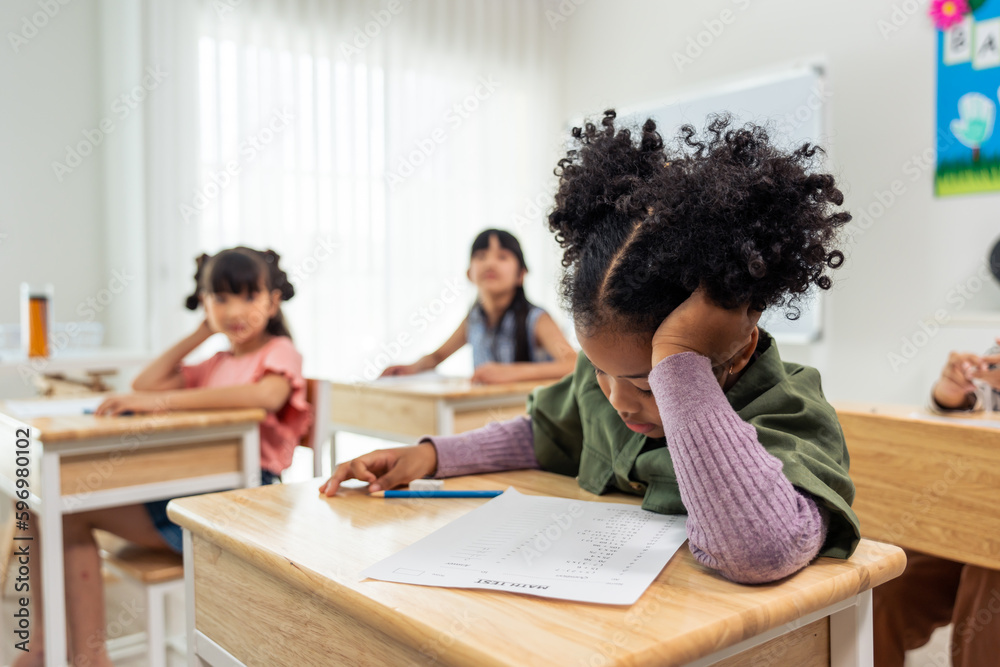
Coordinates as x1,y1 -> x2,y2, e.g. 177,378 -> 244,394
649,351 -> 828,584
425,415 -> 540,478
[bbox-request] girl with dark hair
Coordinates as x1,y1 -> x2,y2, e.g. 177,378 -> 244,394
24,247 -> 312,667
322,111 -> 858,586
381,229 -> 577,384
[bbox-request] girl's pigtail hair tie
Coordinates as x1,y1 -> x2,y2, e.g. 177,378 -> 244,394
185,253 -> 211,310
262,249 -> 295,301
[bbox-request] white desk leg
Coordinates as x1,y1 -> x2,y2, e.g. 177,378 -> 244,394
436,400 -> 455,436
830,589 -> 874,667
182,528 -> 209,666
40,450 -> 67,666
240,427 -> 260,488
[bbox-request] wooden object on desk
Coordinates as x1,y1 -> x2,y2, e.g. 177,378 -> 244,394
0,401 -> 265,667
834,402 -> 1000,571
170,469 -> 905,667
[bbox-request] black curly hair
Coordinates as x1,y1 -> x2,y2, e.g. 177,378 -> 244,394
548,110 -> 850,336
184,246 -> 296,339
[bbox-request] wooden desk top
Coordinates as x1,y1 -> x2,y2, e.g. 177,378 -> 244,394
331,377 -> 555,400
0,400 -> 266,443
834,400 -> 1000,427
169,470 -> 905,666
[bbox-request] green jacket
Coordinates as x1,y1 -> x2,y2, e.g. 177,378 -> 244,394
526,330 -> 860,558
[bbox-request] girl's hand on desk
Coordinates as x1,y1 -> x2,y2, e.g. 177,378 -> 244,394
95,392 -> 167,416
471,362 -> 520,384
319,442 -> 438,496
381,364 -> 418,377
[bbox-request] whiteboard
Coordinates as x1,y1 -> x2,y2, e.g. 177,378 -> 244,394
616,64 -> 830,344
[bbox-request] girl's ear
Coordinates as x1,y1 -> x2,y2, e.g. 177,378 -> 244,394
728,326 -> 760,376
466,267 -> 473,283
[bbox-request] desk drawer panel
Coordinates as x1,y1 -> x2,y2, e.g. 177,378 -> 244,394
839,411 -> 1000,570
453,404 -> 527,434
59,439 -> 241,495
192,537 -> 449,666
711,617 -> 828,666
331,385 -> 437,437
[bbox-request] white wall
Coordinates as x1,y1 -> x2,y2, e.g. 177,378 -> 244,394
0,0 -> 107,395
558,0 -> 1000,404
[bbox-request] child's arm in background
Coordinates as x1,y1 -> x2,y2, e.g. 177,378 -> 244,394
131,321 -> 214,391
381,319 -> 468,377
97,374 -> 291,416
470,313 -> 577,384
930,348 -> 1000,410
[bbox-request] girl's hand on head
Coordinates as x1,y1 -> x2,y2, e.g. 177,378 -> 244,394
95,392 -> 168,416
933,351 -> 988,407
651,287 -> 761,369
318,443 -> 438,496
470,362 -> 520,385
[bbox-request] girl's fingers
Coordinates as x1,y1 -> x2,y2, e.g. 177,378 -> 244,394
320,462 -> 356,496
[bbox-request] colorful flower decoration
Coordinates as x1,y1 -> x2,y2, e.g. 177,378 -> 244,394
930,0 -> 972,30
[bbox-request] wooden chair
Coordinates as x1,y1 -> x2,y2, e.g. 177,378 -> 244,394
100,378 -> 331,665
98,532 -> 186,666
302,378 -> 332,477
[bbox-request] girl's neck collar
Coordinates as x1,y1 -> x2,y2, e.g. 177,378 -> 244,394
230,333 -> 274,357
477,291 -> 517,328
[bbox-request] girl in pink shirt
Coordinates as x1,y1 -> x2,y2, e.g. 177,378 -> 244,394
21,247 -> 311,667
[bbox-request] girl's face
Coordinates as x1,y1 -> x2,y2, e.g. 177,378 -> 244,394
468,234 -> 525,296
202,279 -> 280,347
577,328 -> 665,439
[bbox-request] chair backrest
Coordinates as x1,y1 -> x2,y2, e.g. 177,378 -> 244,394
300,378 -> 332,478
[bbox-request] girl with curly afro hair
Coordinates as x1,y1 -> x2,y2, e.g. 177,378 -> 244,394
321,111 -> 858,585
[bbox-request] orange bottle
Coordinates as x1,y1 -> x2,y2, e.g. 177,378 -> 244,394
20,283 -> 52,358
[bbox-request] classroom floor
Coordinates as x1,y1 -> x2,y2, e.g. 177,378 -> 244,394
1,434 -> 956,666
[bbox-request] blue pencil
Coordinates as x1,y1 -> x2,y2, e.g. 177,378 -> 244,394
369,489 -> 504,498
